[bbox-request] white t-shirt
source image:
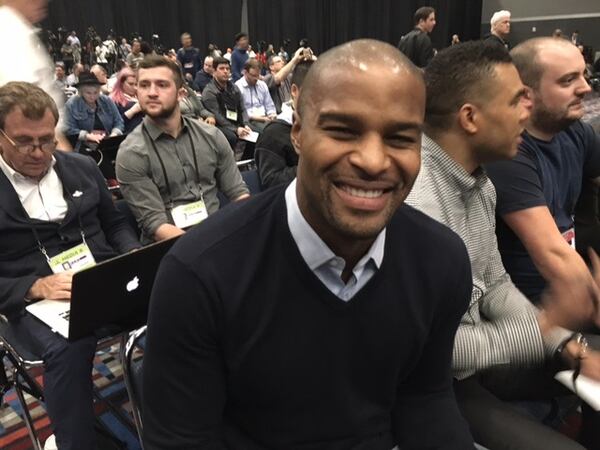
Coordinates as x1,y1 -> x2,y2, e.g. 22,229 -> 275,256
0,6 -> 64,111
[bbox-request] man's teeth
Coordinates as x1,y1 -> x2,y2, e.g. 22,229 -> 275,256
341,185 -> 384,198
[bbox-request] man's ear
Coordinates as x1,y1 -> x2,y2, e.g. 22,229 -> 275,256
457,103 -> 478,135
177,86 -> 188,101
291,112 -> 302,156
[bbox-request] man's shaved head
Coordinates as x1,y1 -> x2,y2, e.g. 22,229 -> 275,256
297,39 -> 422,117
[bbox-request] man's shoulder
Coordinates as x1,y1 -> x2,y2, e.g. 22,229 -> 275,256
202,80 -> 219,95
392,203 -> 465,250
118,125 -> 148,156
54,150 -> 97,173
185,116 -> 226,143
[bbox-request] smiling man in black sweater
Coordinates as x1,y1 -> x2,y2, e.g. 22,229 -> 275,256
142,39 -> 474,450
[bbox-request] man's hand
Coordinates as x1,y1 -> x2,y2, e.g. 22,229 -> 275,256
581,350 -> 600,381
538,248 -> 600,331
237,126 -> 251,138
86,133 -> 104,144
204,116 -> 216,126
27,272 -> 74,301
185,73 -> 193,81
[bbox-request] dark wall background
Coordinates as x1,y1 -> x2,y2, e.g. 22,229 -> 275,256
42,0 -> 482,57
43,0 -> 243,55
247,0 -> 482,54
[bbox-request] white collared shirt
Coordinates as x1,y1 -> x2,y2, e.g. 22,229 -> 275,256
0,154 -> 68,222
285,179 -> 385,301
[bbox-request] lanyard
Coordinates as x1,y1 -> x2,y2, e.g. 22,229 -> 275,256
28,195 -> 88,265
142,124 -> 202,209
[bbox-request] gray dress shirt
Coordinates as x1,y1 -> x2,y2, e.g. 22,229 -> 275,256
406,135 -> 568,379
116,116 -> 248,242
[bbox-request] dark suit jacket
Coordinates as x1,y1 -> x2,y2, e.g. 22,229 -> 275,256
0,151 -> 140,318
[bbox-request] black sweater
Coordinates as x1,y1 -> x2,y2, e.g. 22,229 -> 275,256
254,119 -> 298,188
142,186 -> 473,449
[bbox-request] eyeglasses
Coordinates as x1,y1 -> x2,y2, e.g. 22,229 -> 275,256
0,129 -> 57,154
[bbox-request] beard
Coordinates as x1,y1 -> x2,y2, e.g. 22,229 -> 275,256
143,100 -> 178,120
530,102 -> 580,136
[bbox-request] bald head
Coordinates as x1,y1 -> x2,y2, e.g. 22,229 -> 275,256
297,39 -> 422,117
511,37 -> 578,89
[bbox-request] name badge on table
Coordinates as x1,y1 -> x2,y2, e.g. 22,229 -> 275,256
171,199 -> 208,229
48,243 -> 96,274
249,106 -> 266,117
226,109 -> 238,121
184,62 -> 194,69
562,228 -> 576,249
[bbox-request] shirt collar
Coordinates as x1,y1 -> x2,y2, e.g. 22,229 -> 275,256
0,152 -> 56,183
422,134 -> 488,192
285,178 -> 385,271
143,116 -> 189,141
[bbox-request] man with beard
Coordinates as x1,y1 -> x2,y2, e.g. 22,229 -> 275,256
486,38 -> 600,313
142,39 -> 474,450
116,56 -> 249,244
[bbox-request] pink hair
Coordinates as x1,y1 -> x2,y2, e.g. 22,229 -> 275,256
110,68 -> 136,107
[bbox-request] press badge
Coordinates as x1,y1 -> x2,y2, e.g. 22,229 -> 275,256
226,109 -> 238,121
249,106 -> 266,117
562,228 -> 576,249
48,243 -> 96,274
171,199 -> 208,229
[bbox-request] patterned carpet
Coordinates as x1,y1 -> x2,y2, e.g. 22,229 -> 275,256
0,339 -> 142,450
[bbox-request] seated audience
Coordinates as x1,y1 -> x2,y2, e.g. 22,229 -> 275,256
110,67 -> 144,133
66,63 -> 84,87
235,58 -> 276,132
90,64 -> 109,94
126,39 -> 144,69
63,71 -> 123,152
263,47 -> 314,113
116,56 -> 249,244
201,56 -> 252,150
255,60 -> 313,188
406,40 -> 600,450
53,62 -> 67,92
192,55 -> 214,93
142,38 -> 474,450
179,84 -> 216,125
0,81 -> 140,450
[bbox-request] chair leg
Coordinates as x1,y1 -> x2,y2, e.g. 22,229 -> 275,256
14,379 -> 42,450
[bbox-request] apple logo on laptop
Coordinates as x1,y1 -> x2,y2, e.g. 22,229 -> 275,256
126,276 -> 140,292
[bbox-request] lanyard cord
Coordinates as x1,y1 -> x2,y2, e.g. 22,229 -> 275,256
142,124 -> 202,209
30,194 -> 87,264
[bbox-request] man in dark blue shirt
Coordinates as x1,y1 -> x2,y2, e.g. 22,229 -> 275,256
231,32 -> 249,82
176,32 -> 201,82
142,39 -> 474,450
486,38 -> 600,308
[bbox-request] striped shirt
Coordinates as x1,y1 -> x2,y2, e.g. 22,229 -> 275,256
406,135 -> 568,379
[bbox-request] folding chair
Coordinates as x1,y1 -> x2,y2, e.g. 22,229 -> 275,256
0,316 -> 132,449
0,316 -> 45,449
120,325 -> 146,448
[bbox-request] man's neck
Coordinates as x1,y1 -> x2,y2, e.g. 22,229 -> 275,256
524,122 -> 556,142
428,129 -> 480,174
296,187 -> 374,283
416,23 -> 428,33
148,112 -> 183,139
492,31 -> 506,42
215,78 -> 227,89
